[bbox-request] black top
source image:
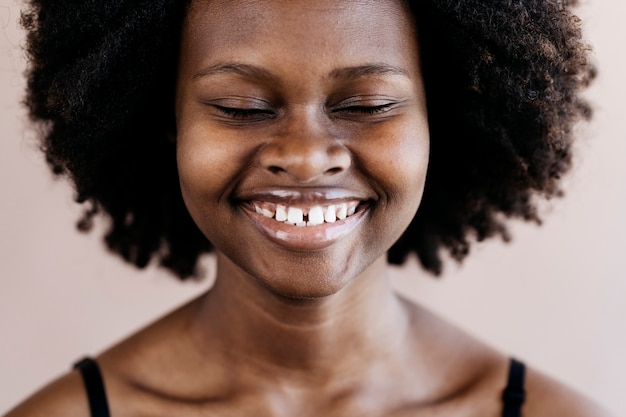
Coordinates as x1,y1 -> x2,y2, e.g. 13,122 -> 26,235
74,356 -> 526,416
502,358 -> 527,417
73,358 -> 110,417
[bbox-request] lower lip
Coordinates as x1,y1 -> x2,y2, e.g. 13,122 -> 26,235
241,204 -> 368,251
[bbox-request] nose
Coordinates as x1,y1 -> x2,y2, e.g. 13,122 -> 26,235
258,114 -> 351,182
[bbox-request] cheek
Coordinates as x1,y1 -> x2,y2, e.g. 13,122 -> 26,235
360,120 -> 429,202
175,126 -> 240,220
356,118 -> 429,250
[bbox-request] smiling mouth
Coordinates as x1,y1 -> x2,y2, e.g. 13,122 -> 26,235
250,201 -> 362,227
239,195 -> 370,251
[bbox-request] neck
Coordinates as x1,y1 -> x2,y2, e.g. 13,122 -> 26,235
189,253 -> 410,382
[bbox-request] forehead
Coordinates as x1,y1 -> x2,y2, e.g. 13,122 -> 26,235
181,0 -> 418,75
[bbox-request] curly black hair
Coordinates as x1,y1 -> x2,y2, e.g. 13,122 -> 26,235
20,0 -> 594,279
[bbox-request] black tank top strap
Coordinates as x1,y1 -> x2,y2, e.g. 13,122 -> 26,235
74,357 -> 111,417
502,358 -> 526,417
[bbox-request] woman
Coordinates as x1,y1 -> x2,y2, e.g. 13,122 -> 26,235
7,0 -> 607,416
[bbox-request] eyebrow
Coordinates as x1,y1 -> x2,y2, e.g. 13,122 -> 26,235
192,62 -> 408,81
193,63 -> 275,81
329,64 -> 409,79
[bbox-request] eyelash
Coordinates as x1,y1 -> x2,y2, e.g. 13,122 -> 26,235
213,102 -> 396,121
334,103 -> 395,115
214,105 -> 274,120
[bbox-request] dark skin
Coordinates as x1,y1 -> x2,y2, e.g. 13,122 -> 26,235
6,1 -> 609,416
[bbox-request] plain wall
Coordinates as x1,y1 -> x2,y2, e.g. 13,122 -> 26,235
1,0 -> 625,414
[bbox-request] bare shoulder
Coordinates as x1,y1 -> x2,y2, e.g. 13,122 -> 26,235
3,370 -> 89,417
524,365 -> 613,417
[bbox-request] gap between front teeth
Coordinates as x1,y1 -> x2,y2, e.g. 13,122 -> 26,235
253,202 -> 359,227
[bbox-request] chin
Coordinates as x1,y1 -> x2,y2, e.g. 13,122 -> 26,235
242,248 -> 374,301
260,275 -> 350,301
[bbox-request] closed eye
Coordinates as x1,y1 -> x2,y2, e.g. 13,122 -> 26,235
334,103 -> 395,115
213,105 -> 275,120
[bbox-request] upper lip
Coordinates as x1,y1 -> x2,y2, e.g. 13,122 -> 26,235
234,187 -> 375,205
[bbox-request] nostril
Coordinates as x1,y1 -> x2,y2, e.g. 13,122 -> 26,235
259,142 -> 351,180
268,166 -> 285,174
325,167 -> 344,175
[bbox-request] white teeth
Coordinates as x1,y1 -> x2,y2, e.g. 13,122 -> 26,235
275,204 -> 287,222
253,204 -> 276,218
307,206 -> 324,226
336,204 -> 348,220
287,207 -> 304,224
252,201 -> 361,226
324,205 -> 336,223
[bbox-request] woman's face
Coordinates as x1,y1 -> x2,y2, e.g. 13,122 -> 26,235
175,0 -> 429,298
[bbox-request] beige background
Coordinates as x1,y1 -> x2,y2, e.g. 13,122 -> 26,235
1,0 -> 625,414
